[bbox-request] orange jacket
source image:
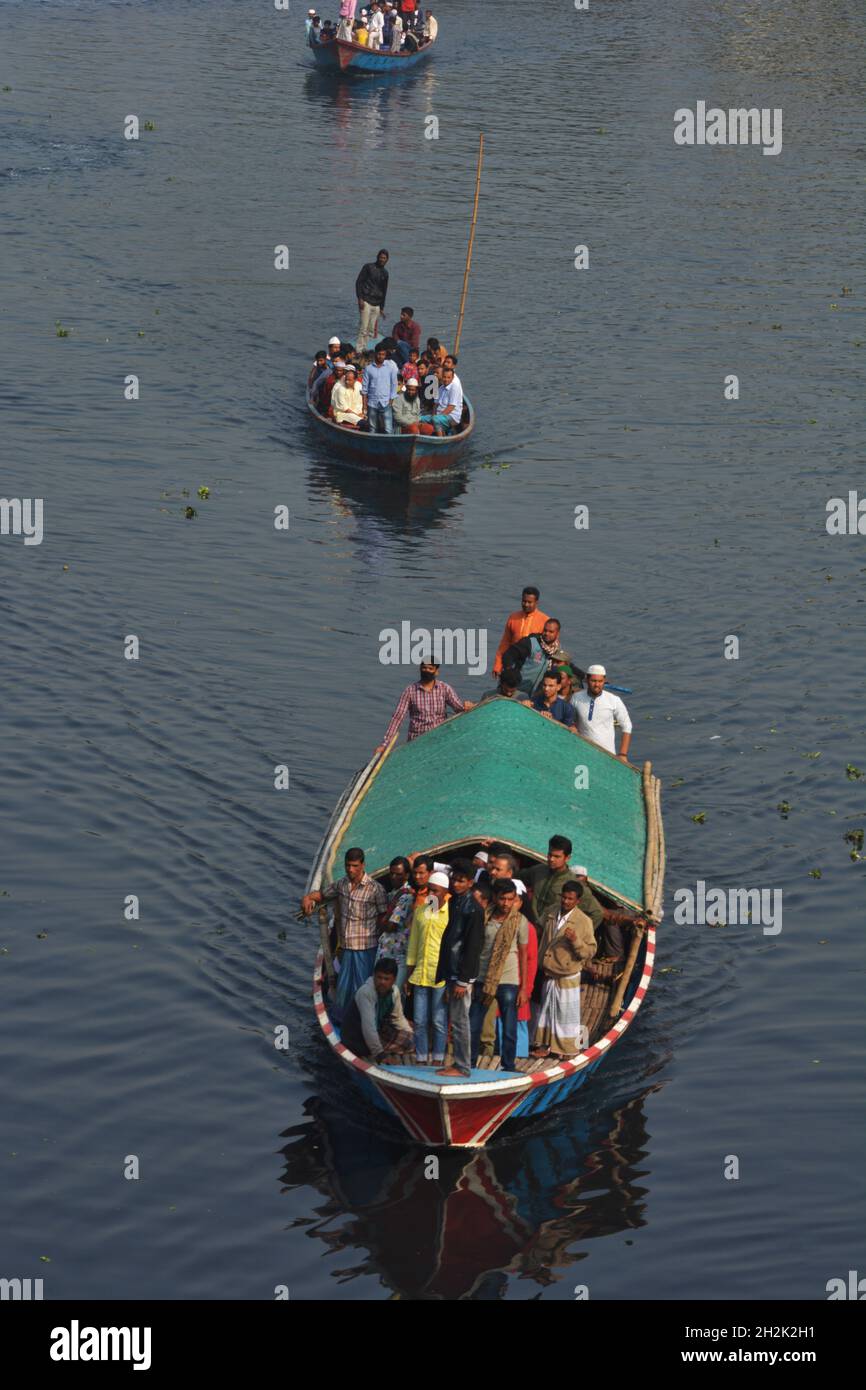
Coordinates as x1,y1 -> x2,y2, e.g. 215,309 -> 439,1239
493,608 -> 549,674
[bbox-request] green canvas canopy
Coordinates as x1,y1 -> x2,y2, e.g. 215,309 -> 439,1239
329,698 -> 649,910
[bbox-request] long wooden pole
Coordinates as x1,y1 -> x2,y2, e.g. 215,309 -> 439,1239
453,132 -> 484,357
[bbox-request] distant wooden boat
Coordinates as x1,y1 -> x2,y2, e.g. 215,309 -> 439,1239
305,698 -> 665,1148
306,388 -> 475,480
309,34 -> 436,77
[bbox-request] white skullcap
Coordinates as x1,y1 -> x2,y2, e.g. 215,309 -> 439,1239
328,335 -> 341,345
429,870 -> 450,888
586,664 -> 606,676
572,865 -> 588,877
473,850 -> 489,863
512,879 -> 527,896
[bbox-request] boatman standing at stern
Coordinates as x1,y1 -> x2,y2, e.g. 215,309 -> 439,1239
572,664 -> 633,762
376,660 -> 475,752
355,248 -> 389,351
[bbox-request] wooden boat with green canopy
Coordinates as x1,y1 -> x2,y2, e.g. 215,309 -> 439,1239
305,697 -> 665,1148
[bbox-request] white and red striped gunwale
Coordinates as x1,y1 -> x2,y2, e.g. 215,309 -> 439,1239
311,926 -> 656,1105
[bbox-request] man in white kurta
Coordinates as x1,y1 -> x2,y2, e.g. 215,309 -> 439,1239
572,663 -> 633,760
367,3 -> 384,48
331,366 -> 364,425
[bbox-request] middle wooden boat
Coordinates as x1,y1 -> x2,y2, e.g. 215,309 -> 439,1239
306,388 -> 475,479
306,697 -> 665,1148
309,34 -> 437,77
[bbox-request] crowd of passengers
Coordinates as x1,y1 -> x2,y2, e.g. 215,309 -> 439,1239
376,586 -> 634,758
308,307 -> 466,437
306,2 -> 437,52
301,839 -> 649,1076
300,585 -> 643,1075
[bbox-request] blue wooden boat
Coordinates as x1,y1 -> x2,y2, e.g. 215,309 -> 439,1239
306,388 -> 475,480
305,697 -> 665,1148
309,34 -> 436,77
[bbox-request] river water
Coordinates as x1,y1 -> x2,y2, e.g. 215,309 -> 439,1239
2,0 -> 864,1300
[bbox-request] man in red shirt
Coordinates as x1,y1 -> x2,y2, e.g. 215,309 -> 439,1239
492,587 -> 549,675
392,306 -> 421,366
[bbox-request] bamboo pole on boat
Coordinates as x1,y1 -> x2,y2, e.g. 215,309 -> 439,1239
453,133 -> 484,357
609,761 -> 656,1017
609,923 -> 644,1017
318,905 -> 336,989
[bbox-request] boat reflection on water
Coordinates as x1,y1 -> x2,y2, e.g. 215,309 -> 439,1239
307,457 -> 469,536
279,1085 -> 658,1299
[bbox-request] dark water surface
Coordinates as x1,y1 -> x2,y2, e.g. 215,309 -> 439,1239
2,0 -> 864,1300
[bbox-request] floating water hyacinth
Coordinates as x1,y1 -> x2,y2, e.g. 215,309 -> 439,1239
691,812 -> 707,824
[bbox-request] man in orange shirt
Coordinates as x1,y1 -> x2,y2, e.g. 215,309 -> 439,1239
492,587 -> 549,676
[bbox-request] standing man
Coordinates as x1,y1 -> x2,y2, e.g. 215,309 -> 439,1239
366,2 -> 385,49
470,879 -> 529,1073
361,343 -> 398,434
527,834 -> 574,924
355,248 -> 389,350
301,847 -> 389,1019
435,859 -> 485,1077
391,306 -> 422,364
500,617 -> 581,693
493,587 -> 549,675
572,664 -> 633,762
376,660 -> 475,751
531,882 -> 596,1060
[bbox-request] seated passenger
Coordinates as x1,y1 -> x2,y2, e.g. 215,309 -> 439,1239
406,869 -> 451,1064
321,20 -> 336,40
403,24 -> 419,51
355,18 -> 369,44
308,350 -> 329,389
481,670 -> 521,700
531,883 -> 596,1059
419,364 -> 463,436
318,359 -> 346,415
523,670 -> 576,727
426,336 -> 446,365
392,306 -> 421,364
400,347 -> 421,384
391,378 -> 422,434
331,364 -> 364,427
340,958 -> 414,1060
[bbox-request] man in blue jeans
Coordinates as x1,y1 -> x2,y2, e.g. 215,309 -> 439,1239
361,343 -> 398,434
469,878 -> 530,1072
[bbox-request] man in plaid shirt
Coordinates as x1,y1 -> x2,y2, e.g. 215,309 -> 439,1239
376,661 -> 475,753
302,847 -> 389,1018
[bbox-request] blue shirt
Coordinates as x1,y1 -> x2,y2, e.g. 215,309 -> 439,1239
362,359 -> 398,409
531,694 -> 575,727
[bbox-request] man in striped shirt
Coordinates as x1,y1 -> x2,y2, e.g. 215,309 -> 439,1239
376,661 -> 475,752
302,847 -> 389,1017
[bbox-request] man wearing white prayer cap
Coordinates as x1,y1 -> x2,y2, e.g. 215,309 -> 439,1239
571,664 -> 633,761
472,849 -> 488,882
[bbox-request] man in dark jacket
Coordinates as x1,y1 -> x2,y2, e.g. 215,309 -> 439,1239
500,617 -> 583,693
435,859 -> 484,1077
355,249 -> 390,352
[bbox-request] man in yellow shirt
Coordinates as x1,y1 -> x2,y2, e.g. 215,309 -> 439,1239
492,587 -> 549,676
406,869 -> 450,1064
